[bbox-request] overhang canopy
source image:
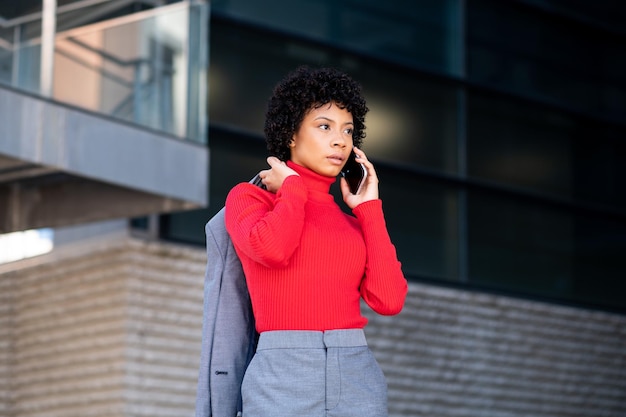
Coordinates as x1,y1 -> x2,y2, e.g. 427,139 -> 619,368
0,84 -> 208,233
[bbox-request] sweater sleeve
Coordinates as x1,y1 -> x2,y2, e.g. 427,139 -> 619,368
225,175 -> 308,268
353,199 -> 408,315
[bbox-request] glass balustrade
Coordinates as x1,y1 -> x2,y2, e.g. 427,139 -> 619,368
0,1 -> 207,142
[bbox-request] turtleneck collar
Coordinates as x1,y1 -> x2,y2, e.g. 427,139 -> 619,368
286,160 -> 336,202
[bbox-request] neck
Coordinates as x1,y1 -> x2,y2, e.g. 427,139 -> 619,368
286,160 -> 336,202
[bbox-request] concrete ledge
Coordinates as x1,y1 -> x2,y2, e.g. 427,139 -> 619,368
0,84 -> 208,232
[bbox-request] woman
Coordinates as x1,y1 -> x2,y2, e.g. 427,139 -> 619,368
224,66 -> 408,417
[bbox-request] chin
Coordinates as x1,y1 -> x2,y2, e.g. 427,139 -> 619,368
330,169 -> 343,178
315,167 -> 341,178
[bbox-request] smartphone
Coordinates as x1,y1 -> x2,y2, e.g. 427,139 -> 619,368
341,151 -> 367,194
250,173 -> 267,190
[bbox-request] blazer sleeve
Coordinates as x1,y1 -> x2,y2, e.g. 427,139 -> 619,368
195,208 -> 256,417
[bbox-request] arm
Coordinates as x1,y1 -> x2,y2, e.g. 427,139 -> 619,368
340,148 -> 407,314
225,175 -> 308,268
354,200 -> 408,316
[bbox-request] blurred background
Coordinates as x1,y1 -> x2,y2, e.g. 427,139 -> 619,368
0,0 -> 625,416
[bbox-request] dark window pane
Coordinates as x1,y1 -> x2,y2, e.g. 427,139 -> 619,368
571,214 -> 626,309
468,93 -> 626,212
519,0 -> 626,32
469,192 -> 576,297
378,168 -> 460,281
468,0 -> 626,121
468,190 -> 626,310
212,0 -> 463,75
358,72 -> 458,174
208,22 -> 294,136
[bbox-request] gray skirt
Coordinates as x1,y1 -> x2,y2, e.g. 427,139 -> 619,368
241,329 -> 388,417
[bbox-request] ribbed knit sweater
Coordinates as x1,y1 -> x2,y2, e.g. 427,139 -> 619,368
225,161 -> 408,333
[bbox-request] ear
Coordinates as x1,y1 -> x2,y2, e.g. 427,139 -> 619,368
289,135 -> 296,148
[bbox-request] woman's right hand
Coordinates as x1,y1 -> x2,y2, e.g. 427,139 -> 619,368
258,156 -> 299,193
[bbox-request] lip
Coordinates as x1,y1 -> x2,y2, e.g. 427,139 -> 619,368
327,154 -> 345,166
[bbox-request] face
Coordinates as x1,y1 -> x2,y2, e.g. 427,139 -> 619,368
289,102 -> 354,177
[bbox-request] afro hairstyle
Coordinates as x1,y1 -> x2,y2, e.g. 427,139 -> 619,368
264,66 -> 369,161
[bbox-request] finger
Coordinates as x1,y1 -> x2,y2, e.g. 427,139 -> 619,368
354,149 -> 377,179
354,148 -> 375,174
353,147 -> 368,161
266,156 -> 282,167
339,176 -> 350,195
339,177 -> 357,204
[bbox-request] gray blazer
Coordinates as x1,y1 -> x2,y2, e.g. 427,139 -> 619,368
195,207 -> 257,417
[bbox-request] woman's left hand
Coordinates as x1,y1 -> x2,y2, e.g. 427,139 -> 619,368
340,147 -> 379,209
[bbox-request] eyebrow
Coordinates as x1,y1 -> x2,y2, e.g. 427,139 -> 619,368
313,116 -> 354,125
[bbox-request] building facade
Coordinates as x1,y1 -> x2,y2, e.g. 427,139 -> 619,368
1,0 -> 625,416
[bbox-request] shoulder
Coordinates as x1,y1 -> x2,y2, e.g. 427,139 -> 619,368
226,182 -> 274,208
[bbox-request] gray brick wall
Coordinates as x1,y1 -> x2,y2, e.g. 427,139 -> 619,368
3,242 -> 132,417
0,271 -> 11,416
0,237 -> 204,417
364,285 -> 626,417
123,242 -> 204,416
1,236 -> 625,417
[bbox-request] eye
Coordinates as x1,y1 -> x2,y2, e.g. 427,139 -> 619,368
319,124 -> 330,130
344,127 -> 353,135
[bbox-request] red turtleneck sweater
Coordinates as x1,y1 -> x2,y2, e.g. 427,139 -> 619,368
224,161 -> 407,333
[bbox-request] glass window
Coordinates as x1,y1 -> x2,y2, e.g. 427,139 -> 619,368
354,68 -> 459,175
467,93 -> 626,212
374,166 -> 460,282
468,190 -> 626,310
0,1 -> 42,19
212,0 -> 463,76
570,213 -> 626,310
208,22 -> 295,136
519,0 -> 626,32
53,3 -> 200,138
0,26 -> 16,86
0,1 -> 206,141
468,191 -> 575,298
0,16 -> 43,93
467,0 -> 626,122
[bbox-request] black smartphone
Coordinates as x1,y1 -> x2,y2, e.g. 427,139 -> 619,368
250,173 -> 267,190
341,151 -> 367,194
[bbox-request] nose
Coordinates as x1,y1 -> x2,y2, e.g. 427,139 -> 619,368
331,132 -> 347,148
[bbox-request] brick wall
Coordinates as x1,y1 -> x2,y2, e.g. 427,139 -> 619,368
1,236 -> 625,417
0,237 -> 204,417
364,285 -> 626,417
0,268 -> 11,416
123,242 -> 205,416
1,240 -> 129,417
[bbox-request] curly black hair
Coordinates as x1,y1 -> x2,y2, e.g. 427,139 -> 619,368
264,66 -> 369,161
